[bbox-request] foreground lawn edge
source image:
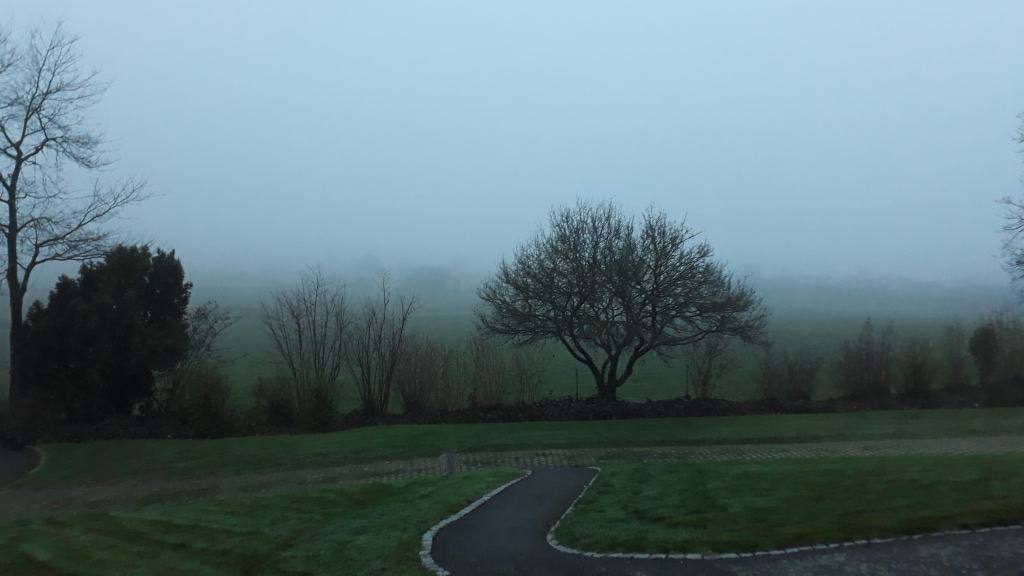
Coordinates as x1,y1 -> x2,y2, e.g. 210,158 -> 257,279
21,407 -> 1024,489
0,468 -> 521,576
553,454 -> 1024,554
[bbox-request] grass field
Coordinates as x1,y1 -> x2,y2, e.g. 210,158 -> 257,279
6,408 -> 1024,573
20,407 -> 1024,489
554,455 -> 1024,554
0,468 -> 520,576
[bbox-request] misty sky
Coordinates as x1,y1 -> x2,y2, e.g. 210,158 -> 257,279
8,1 -> 1024,286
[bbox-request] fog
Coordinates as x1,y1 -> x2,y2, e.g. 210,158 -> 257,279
9,1 -> 1024,291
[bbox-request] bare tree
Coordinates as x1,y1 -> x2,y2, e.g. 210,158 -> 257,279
754,344 -> 821,403
347,275 -> 416,416
969,321 -> 1000,393
262,269 -> 349,426
837,319 -> 895,401
395,334 -> 448,415
898,336 -> 934,398
478,200 -> 766,400
1000,113 -> 1024,285
0,24 -> 146,406
509,347 -> 544,404
783,348 -> 822,402
431,345 -> 467,412
465,334 -> 511,408
683,335 -> 735,400
155,301 -> 236,414
941,320 -> 971,391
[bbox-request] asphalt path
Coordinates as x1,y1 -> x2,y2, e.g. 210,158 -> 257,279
430,467 -> 1024,576
0,443 -> 37,486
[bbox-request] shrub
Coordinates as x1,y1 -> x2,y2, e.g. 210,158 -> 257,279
970,314 -> 1024,402
430,347 -> 467,412
301,378 -> 339,430
509,348 -> 545,404
253,376 -> 297,427
684,336 -> 735,400
837,319 -> 895,402
969,322 -> 1000,394
252,373 -> 336,430
754,345 -> 784,402
19,245 -> 191,422
898,337 -> 934,399
782,349 -> 822,402
402,338 -> 545,411
153,301 -> 235,416
941,321 -> 972,391
465,335 -> 511,408
396,336 -> 441,415
755,345 -> 821,402
992,314 -> 1024,400
172,363 -> 233,437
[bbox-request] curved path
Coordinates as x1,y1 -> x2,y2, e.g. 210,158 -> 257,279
430,467 -> 1024,576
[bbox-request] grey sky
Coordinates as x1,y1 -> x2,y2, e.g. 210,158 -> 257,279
9,1 -> 1024,285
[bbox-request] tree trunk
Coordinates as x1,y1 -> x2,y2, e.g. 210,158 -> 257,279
5,197 -> 21,411
6,286 -> 22,410
593,374 -> 618,401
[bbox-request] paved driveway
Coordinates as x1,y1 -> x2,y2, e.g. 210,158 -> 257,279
431,467 -> 1024,576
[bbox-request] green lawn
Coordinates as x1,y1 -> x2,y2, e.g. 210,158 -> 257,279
0,468 -> 519,576
23,407 -> 1024,489
554,455 -> 1024,553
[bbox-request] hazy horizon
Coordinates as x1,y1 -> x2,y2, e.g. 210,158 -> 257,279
8,1 -> 1024,289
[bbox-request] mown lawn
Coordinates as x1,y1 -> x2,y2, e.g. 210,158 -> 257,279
554,454 -> 1024,553
23,407 -> 1024,489
0,468 -> 520,576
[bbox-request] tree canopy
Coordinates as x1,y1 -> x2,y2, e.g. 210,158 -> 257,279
19,245 -> 191,421
478,200 -> 766,400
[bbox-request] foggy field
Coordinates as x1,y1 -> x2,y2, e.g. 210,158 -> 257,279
19,407 -> 1024,490
0,294 -> 1002,410
186,277 -> 1014,411
204,305 -> 992,408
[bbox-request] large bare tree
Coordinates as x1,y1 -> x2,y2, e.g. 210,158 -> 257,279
0,24 -> 145,407
478,200 -> 766,400
1001,113 -> 1024,284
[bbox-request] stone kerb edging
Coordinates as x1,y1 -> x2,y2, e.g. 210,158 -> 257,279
546,466 -> 1024,561
420,470 -> 533,576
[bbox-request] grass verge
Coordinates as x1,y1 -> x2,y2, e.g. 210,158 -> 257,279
22,407 -> 1024,489
554,454 -> 1024,553
0,468 -> 519,576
